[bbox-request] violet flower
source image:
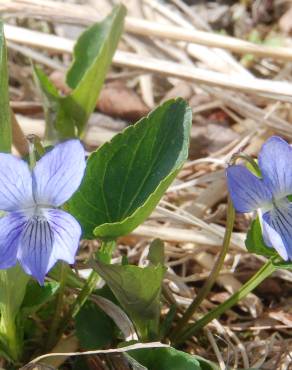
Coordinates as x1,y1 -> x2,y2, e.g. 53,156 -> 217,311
0,140 -> 86,284
227,136 -> 292,261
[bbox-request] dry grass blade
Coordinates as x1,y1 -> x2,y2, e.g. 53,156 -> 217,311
29,342 -> 169,364
5,0 -> 292,62
4,25 -> 292,101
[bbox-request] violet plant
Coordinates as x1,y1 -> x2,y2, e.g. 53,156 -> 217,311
0,4 -> 290,370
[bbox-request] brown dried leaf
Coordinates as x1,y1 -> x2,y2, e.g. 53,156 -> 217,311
97,81 -> 149,121
279,6 -> 292,34
267,309 -> 292,326
161,82 -> 193,103
49,72 -> 149,121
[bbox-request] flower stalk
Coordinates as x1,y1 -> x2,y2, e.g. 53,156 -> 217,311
57,240 -> 116,337
171,197 -> 235,342
45,262 -> 68,351
174,258 -> 275,345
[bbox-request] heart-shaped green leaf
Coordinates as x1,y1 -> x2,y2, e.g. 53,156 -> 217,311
21,281 -> 59,316
0,21 -> 11,152
91,260 -> 166,340
68,98 -> 192,239
128,347 -> 219,370
75,301 -> 115,349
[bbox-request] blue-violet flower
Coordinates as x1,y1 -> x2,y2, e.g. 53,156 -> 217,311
226,136 -> 292,261
0,140 -> 86,284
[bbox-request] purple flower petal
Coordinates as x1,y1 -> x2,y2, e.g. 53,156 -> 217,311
17,216 -> 55,284
258,136 -> 292,198
226,165 -> 272,213
17,209 -> 81,284
0,154 -> 33,211
46,209 -> 81,265
0,212 -> 26,269
261,201 -> 292,261
32,140 -> 86,207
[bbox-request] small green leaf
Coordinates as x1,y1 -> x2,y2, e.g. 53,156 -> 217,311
66,4 -> 126,135
34,5 -> 126,141
128,347 -> 219,370
245,159 -> 261,178
272,259 -> 292,270
49,262 -> 84,289
245,217 -> 277,258
148,239 -> 165,266
33,66 -> 75,141
0,21 -> 11,152
0,266 -> 29,322
21,281 -> 59,315
68,98 -> 192,239
66,4 -> 126,136
75,300 -> 115,349
91,260 -> 166,340
96,239 -> 116,263
159,305 -> 176,338
73,357 -> 91,370
0,265 -> 30,360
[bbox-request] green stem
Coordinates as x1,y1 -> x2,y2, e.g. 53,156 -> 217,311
56,270 -> 100,345
174,259 -> 275,346
170,198 -> 235,342
27,135 -> 36,170
45,262 -> 68,350
58,240 -> 116,336
71,270 -> 100,319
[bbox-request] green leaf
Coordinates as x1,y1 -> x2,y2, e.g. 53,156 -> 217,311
34,5 -> 126,141
128,347 -> 219,370
49,262 -> 84,289
0,265 -> 30,360
75,300 -> 115,349
73,357 -> 91,370
21,281 -> 59,315
66,4 -> 126,136
124,353 -> 148,370
245,217 -> 277,258
159,305 -> 176,338
272,259 -> 292,270
68,98 -> 192,239
148,239 -> 165,266
0,21 -> 11,152
91,260 -> 166,340
245,159 -> 261,178
96,239 -> 116,263
0,266 -> 29,325
33,66 -> 75,141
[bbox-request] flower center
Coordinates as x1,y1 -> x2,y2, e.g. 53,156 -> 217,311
22,204 -> 50,220
272,196 -> 289,210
